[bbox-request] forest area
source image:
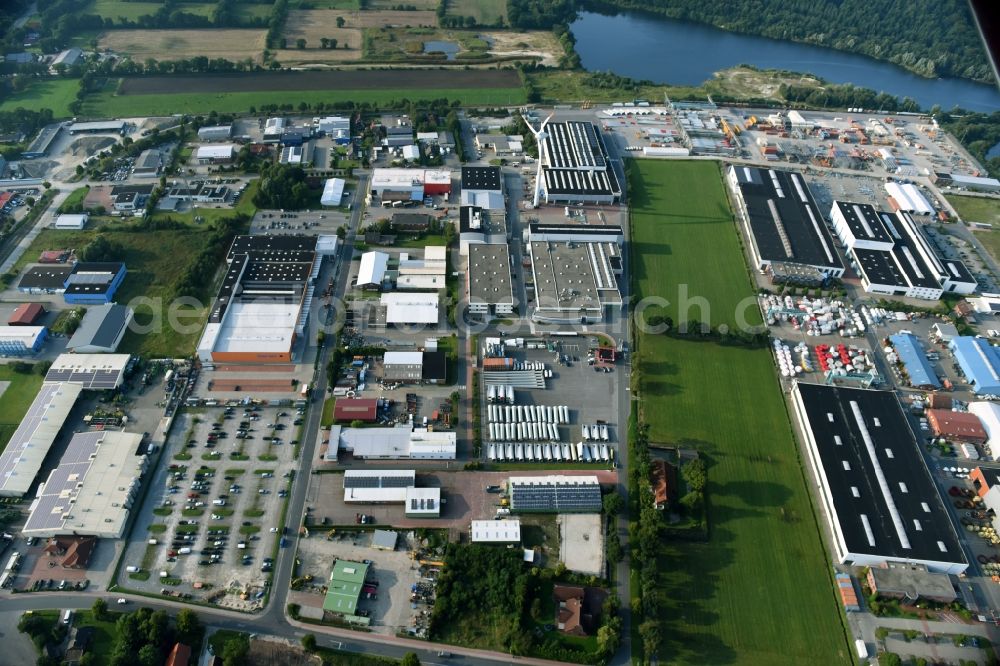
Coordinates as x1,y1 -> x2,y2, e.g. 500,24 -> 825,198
507,0 -> 994,84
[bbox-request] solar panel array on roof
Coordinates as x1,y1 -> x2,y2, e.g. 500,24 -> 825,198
509,476 -> 601,513
544,122 -> 606,170
44,354 -> 129,389
343,472 -> 414,488
0,383 -> 82,496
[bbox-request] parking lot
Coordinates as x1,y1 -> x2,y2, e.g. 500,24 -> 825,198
120,404 -> 302,609
291,529 -> 428,636
480,341 -> 622,463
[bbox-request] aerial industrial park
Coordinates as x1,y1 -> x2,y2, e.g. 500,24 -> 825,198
0,1 -> 999,666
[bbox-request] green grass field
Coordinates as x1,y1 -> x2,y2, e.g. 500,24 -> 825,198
446,0 -> 507,25
0,365 -> 44,452
629,160 -> 761,330
87,0 -> 215,21
13,226 -> 234,357
947,194 -> 1000,226
0,79 -> 80,118
81,86 -> 525,117
73,610 -> 122,662
629,160 -> 849,665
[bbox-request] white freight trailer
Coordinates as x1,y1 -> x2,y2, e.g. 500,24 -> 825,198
600,424 -> 609,441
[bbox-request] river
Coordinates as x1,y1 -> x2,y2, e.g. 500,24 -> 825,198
571,10 -> 1000,113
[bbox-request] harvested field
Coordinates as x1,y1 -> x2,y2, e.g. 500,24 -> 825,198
338,9 -> 437,28
369,0 -> 437,8
280,9 -> 361,58
447,0 -> 507,26
98,29 -> 266,62
118,69 -> 521,95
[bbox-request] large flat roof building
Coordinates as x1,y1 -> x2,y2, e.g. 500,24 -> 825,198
197,235 -> 336,365
471,519 -> 522,543
727,166 -> 844,278
45,353 -> 130,389
380,292 -> 439,326
0,383 -> 83,497
329,424 -> 456,460
833,201 -> 972,300
529,240 -> 622,324
342,470 -> 416,503
790,382 -> 967,574
468,244 -> 514,319
23,431 -> 147,538
539,121 -> 621,205
23,124 -> 63,158
508,475 -> 602,513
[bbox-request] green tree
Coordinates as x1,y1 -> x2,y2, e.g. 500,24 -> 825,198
222,635 -> 250,666
175,609 -> 203,646
336,16 -> 345,27
296,38 -> 306,49
301,633 -> 317,651
880,653 -> 902,666
638,619 -> 661,658
401,653 -> 421,666
137,644 -> 160,666
92,598 -> 108,621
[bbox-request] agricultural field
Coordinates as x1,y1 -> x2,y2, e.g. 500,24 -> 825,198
98,29 -> 267,62
368,0 -> 437,8
446,0 -> 508,26
340,9 -> 438,28
86,0 -> 215,22
629,160 -> 849,665
0,365 -> 45,452
81,70 -> 524,116
0,79 -> 80,118
276,9 -> 362,63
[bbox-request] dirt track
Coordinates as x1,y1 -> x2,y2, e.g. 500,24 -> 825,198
119,69 -> 522,95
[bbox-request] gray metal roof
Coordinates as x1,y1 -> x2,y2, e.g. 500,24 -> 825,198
67,303 -> 132,352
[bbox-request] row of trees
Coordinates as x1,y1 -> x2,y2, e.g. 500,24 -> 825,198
174,214 -> 248,300
780,82 -> 921,115
626,413 -> 667,662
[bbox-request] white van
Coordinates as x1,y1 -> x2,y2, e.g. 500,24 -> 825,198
126,565 -> 141,573
62,610 -> 73,625
212,499 -> 226,506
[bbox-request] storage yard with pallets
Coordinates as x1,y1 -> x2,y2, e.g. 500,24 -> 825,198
479,336 -> 621,467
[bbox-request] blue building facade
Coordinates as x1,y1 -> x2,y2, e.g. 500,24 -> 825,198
63,262 -> 126,305
0,326 -> 47,356
950,336 -> 1000,395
